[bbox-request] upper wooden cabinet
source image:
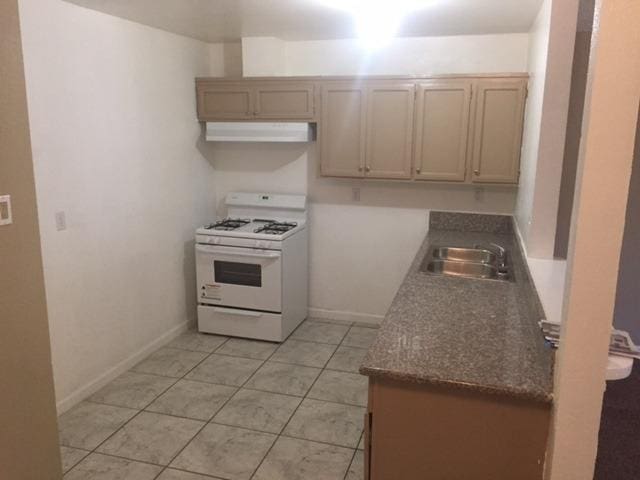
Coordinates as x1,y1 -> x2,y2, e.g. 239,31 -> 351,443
319,80 -> 414,179
197,84 -> 254,120
319,83 -> 366,177
365,83 -> 415,179
196,80 -> 316,121
413,81 -> 472,182
470,79 -> 527,184
253,83 -> 315,119
195,75 -> 528,185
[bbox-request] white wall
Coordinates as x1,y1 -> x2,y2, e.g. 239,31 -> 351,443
206,142 -> 517,320
515,0 -> 579,258
516,0 -> 551,251
19,0 -> 216,411
242,34 -> 530,77
208,35 -> 525,320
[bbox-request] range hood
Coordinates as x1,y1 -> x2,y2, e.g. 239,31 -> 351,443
205,122 -> 314,142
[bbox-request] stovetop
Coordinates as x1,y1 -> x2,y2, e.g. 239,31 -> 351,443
198,217 -> 304,240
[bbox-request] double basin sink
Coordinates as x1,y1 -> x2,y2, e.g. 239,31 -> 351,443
420,245 -> 513,282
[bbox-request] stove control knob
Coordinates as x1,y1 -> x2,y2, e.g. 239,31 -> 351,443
256,240 -> 268,249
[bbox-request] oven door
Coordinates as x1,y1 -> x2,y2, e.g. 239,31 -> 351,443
196,243 -> 282,313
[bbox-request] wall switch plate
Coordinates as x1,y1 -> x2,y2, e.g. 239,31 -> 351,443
474,187 -> 485,202
352,187 -> 361,202
55,211 -> 67,231
0,195 -> 12,226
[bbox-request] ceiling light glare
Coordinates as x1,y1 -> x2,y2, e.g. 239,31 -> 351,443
318,0 -> 434,49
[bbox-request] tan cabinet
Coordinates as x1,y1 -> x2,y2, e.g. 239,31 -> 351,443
196,81 -> 316,121
365,82 -> 415,179
197,84 -> 254,120
413,81 -> 472,182
319,83 -> 366,177
319,81 -> 414,179
194,74 -> 528,185
365,378 -> 551,480
254,83 -> 315,119
470,79 -> 527,184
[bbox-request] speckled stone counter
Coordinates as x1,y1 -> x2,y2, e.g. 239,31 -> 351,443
360,212 -> 554,403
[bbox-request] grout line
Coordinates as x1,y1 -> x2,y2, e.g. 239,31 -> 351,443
164,334 -> 285,477
343,447 -> 359,480
62,326 -> 375,479
64,335 -> 231,477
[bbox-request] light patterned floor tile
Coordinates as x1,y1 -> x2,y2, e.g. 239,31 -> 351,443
252,436 -> 353,480
58,402 -> 137,450
185,354 -> 262,386
215,338 -> 278,360
60,446 -> 90,474
63,453 -> 162,480
283,398 -> 365,448
341,326 -> 378,349
345,450 -> 364,480
132,348 -> 208,378
88,372 -> 175,409
326,346 -> 368,373
270,340 -> 336,368
97,412 -> 203,465
170,423 -> 276,480
307,370 -> 368,407
213,389 -> 301,433
146,379 -> 236,421
290,321 -> 350,345
244,362 -> 321,396
168,331 -> 228,353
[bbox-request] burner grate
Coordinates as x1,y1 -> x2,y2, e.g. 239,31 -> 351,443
253,221 -> 298,235
206,218 -> 251,231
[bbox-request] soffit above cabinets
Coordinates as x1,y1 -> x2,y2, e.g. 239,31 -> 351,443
63,0 -> 544,43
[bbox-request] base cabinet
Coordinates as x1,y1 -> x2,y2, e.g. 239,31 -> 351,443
365,378 -> 551,480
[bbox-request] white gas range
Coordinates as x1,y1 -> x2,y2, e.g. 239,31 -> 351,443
195,192 -> 308,342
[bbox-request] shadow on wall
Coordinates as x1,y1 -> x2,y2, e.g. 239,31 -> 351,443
201,142 -> 309,173
195,129 -> 518,215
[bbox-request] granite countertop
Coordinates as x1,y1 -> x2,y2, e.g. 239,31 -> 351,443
359,212 -> 554,403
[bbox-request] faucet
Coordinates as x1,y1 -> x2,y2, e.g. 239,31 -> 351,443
475,242 -> 507,267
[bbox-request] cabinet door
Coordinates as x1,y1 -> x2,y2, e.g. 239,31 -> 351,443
197,84 -> 253,120
470,79 -> 527,184
365,82 -> 415,179
320,83 -> 366,177
254,83 -> 315,119
413,81 -> 472,182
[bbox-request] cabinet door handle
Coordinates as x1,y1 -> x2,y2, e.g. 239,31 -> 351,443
416,167 -> 421,174
365,166 -> 371,172
474,169 -> 480,176
358,166 -> 363,172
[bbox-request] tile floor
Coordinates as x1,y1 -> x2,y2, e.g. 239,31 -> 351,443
58,318 -> 377,480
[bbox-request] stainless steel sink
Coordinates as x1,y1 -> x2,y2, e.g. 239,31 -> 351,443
431,247 -> 497,264
424,259 -> 510,281
420,244 -> 513,282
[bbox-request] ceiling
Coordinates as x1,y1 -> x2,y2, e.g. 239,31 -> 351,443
65,0 -> 545,43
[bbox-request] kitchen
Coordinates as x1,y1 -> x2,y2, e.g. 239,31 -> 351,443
2,0 -> 640,479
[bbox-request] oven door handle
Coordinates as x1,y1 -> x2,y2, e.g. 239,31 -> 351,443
212,307 -> 263,317
196,244 -> 281,259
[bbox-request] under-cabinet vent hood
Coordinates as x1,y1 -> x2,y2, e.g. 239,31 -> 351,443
205,122 -> 314,142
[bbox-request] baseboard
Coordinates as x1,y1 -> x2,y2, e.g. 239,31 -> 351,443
55,320 -> 190,414
308,307 -> 384,325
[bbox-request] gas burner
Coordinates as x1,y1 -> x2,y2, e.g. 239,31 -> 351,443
253,221 -> 298,235
206,218 -> 250,231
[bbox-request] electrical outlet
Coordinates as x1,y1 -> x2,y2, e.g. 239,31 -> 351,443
352,187 -> 361,202
474,187 -> 485,202
55,211 -> 67,231
0,195 -> 12,226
